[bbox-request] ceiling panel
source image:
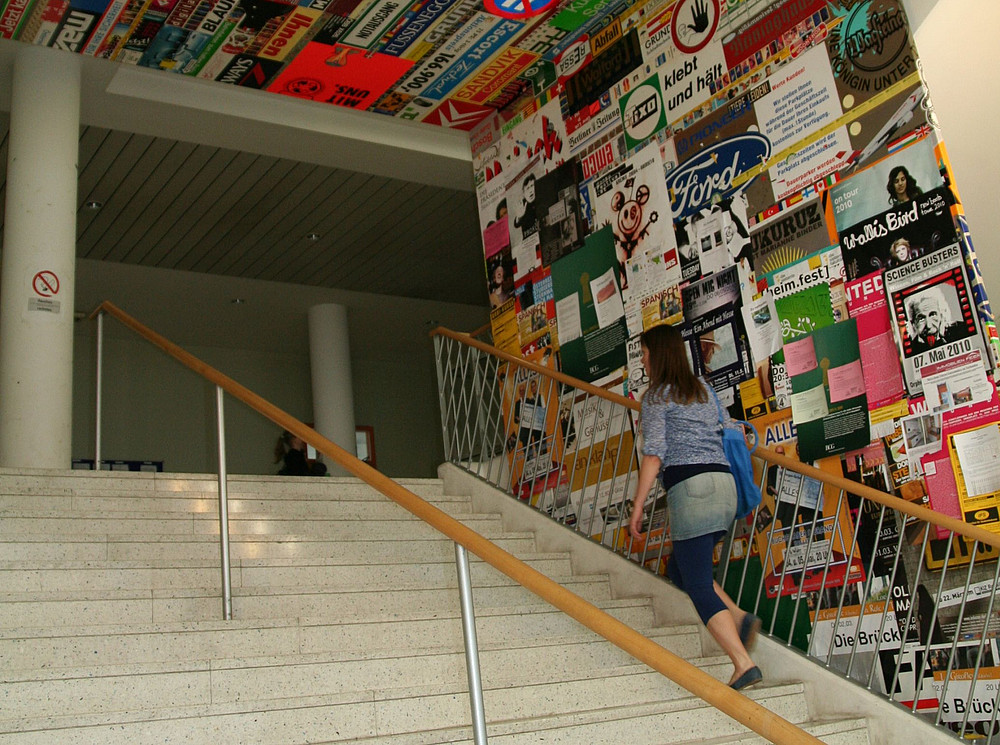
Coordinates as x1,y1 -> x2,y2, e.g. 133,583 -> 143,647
0,108 -> 486,307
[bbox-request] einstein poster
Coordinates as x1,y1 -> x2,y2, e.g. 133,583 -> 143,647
884,243 -> 987,398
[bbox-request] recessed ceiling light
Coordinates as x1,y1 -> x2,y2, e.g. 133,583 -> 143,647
85,200 -> 103,210
306,232 -> 321,241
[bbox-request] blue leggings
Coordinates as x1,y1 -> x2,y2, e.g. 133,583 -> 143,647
666,530 -> 728,625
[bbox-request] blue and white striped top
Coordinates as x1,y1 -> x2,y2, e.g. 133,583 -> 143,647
639,381 -> 730,470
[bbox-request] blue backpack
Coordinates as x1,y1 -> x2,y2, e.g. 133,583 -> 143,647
708,386 -> 762,520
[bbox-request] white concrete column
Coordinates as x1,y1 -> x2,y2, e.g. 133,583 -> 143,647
0,47 -> 81,468
308,303 -> 356,475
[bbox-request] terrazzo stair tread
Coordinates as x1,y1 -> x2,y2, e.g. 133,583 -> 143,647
0,535 -> 110,561
720,717 -> 870,744
0,494 -> 473,516
303,681 -> 809,745
0,535 -> 540,563
0,639 -> 729,722
0,594 -> 659,641
0,568 -> 610,601
0,605 -> 686,672
196,635 -> 719,699
0,575 -> 618,627
0,552 -> 575,592
160,578 -> 616,623
0,469 -> 445,497
0,671 -> 781,744
105,533 -> 539,561
0,655 -> 755,729
0,636 -> 721,693
0,513 -> 513,539
0,561 -> 605,596
362,664 -> 778,737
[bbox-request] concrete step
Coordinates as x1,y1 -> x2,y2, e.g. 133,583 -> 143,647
0,631 -> 716,721
0,510 -> 509,539
0,679 -> 807,744
0,597 -> 667,671
0,492 -> 473,517
0,470 -> 447,501
0,532 -> 539,562
0,552 -> 576,592
0,573 -> 616,627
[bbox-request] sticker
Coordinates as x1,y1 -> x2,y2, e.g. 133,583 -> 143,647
32,270 -> 59,297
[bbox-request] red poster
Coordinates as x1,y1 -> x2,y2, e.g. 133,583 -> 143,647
267,42 -> 413,110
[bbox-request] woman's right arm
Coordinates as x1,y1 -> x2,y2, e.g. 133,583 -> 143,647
630,395 -> 668,538
629,454 -> 663,538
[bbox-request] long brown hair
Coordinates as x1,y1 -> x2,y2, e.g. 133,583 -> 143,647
640,324 -> 706,405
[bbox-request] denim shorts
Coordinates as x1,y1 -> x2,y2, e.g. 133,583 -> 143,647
666,471 -> 737,541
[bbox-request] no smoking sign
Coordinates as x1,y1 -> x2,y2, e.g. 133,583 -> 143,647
32,271 -> 59,298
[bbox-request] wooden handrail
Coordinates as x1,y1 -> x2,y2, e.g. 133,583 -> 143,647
92,300 -> 823,744
429,324 -> 1000,551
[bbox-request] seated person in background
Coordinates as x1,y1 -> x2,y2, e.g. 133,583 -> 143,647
274,430 -> 328,476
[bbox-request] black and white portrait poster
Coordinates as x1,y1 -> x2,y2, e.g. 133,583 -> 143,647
885,243 -> 986,397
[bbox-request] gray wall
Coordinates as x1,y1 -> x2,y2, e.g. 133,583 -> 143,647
73,259 -> 487,477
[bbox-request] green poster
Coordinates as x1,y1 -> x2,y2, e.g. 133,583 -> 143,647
551,226 -> 629,382
618,73 -> 668,151
787,320 -> 870,462
774,284 -> 835,342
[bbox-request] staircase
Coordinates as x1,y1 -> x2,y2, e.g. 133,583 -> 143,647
0,468 -> 874,743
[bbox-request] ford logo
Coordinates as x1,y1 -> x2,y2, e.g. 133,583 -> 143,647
666,133 -> 771,220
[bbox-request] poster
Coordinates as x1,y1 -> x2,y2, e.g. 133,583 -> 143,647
786,320 -> 870,461
749,409 -> 866,599
551,226 -> 629,382
536,160 -> 586,266
845,272 -> 906,411
590,147 -> 673,291
948,424 -> 1000,534
749,195 -> 837,277
884,242 -> 987,397
838,186 -> 957,281
499,348 -> 567,505
829,135 -> 944,232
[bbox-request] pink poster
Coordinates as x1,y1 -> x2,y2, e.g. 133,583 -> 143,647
846,272 -> 906,410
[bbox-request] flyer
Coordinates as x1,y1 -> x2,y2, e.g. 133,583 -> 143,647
845,272 -> 906,411
536,160 -> 586,267
590,147 -> 673,291
884,242 -> 987,398
838,186 -> 957,281
551,226 -> 629,382
948,424 -> 1000,534
786,320 -> 871,461
829,135 -> 945,233
749,411 -> 867,599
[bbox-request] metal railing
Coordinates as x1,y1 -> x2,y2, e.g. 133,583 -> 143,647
431,324 -> 1000,743
87,301 -> 823,745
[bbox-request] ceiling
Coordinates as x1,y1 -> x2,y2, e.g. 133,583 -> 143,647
0,36 -> 490,306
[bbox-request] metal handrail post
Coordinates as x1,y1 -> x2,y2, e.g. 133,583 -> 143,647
434,336 -> 454,461
215,386 -> 233,621
95,310 -> 103,470
455,543 -> 488,745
